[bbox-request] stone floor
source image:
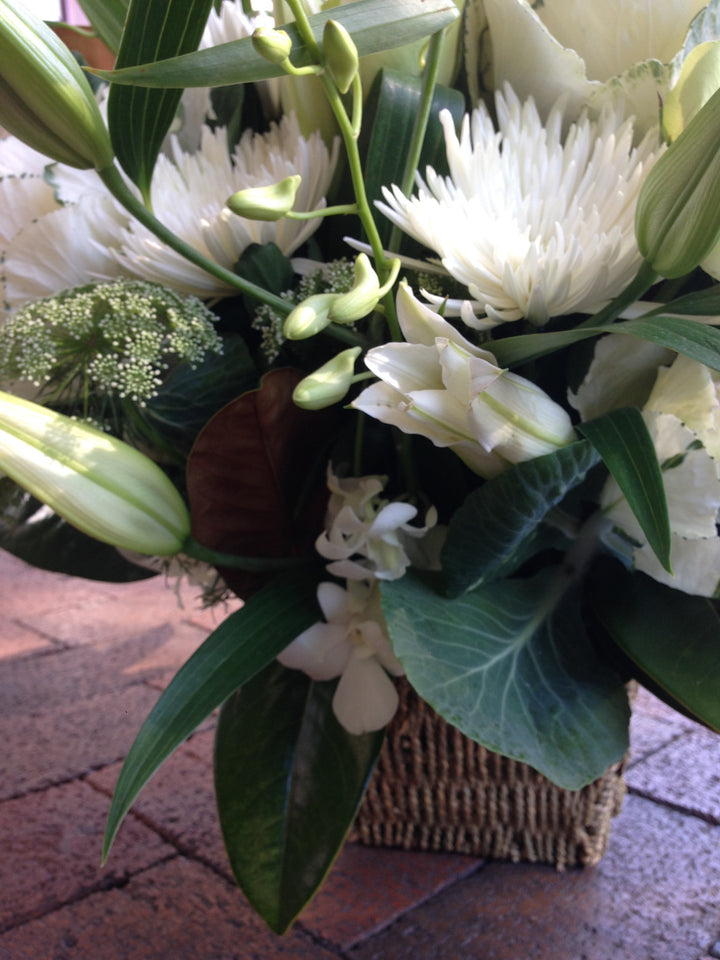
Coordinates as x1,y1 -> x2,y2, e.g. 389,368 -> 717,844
1,547 -> 719,960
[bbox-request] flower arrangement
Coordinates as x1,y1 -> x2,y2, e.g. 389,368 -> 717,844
2,0 -> 720,934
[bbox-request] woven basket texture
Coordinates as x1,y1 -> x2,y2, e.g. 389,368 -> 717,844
350,681 -> 626,869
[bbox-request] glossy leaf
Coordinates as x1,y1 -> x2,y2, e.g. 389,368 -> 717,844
642,284 -> 720,317
92,0 -> 460,88
186,368 -> 337,597
381,569 -> 630,789
491,314 -> 720,370
442,441 -> 600,596
577,408 -> 671,573
215,663 -> 384,933
590,565 -> 720,731
107,0 -> 214,198
77,0 -> 128,53
102,565 -> 321,860
363,68 -> 465,245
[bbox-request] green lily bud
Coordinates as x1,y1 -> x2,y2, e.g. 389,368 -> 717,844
328,254 -> 380,324
663,42 -> 720,142
635,85 -> 720,279
323,19 -> 359,95
284,293 -> 338,340
293,347 -> 362,409
251,26 -> 293,65
227,175 -> 302,221
0,0 -> 114,170
0,391 -> 190,555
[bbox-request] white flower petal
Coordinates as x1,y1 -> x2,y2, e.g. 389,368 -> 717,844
277,621 -> 351,680
332,651 -> 399,734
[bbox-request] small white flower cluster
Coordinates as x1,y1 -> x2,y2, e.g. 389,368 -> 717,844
278,467 -> 439,735
0,279 -> 223,406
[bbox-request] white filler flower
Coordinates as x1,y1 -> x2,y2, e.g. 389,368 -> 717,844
377,87 -> 663,326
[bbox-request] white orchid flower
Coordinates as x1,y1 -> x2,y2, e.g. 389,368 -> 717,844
353,284 -> 576,479
466,0 -> 720,133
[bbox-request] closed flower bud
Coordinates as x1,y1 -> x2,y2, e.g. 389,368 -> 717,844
323,19 -> 359,95
251,26 -> 293,65
636,85 -> 720,279
293,347 -> 362,409
0,391 -> 190,555
284,293 -> 338,340
663,42 -> 720,142
328,254 -> 380,324
0,0 -> 114,170
227,175 -> 301,221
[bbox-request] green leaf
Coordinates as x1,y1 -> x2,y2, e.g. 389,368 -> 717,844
102,565 -> 321,860
107,0 -> 214,198
92,0 -> 460,88
491,315 -> 720,370
577,408 -> 671,573
442,441 -> 600,596
362,68 -> 465,246
381,569 -> 630,789
215,662 -> 384,933
590,564 -> 720,732
77,0 -> 128,54
643,284 -> 720,317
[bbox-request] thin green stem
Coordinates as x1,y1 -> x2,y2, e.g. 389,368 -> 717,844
282,0 -> 323,60
286,204 -> 359,219
97,165 -> 292,314
182,536 -> 306,571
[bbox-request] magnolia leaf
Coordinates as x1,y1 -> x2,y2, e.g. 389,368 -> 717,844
381,569 -> 629,789
215,663 -> 384,934
107,0 -> 214,198
77,0 -> 128,53
492,315 -> 720,372
577,408 -> 671,573
92,0 -> 460,88
186,368 -> 336,597
362,68 -> 465,246
442,440 -> 600,596
590,564 -> 720,731
102,566 -> 321,860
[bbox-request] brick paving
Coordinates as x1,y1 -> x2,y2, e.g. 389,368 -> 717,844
1,549 -> 719,960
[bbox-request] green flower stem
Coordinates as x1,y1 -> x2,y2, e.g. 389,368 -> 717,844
282,0 -> 322,61
286,203 -> 359,219
182,536 -> 307,571
97,165 -> 292,314
388,28 -> 445,254
577,260 -> 658,329
325,323 -> 368,347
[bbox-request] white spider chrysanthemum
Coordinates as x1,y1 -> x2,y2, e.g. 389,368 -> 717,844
376,86 -> 664,327
112,116 -> 339,297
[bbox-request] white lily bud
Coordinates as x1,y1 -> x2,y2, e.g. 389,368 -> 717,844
292,347 -> 362,410
0,391 -> 190,555
227,175 -> 301,221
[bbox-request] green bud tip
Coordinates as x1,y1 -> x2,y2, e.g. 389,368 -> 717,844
323,19 -> 359,95
251,26 -> 293,65
284,293 -> 338,340
293,347 -> 362,409
328,253 -> 380,324
227,175 -> 302,221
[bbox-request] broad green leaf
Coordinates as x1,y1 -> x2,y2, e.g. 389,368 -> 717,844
362,69 -> 465,246
381,569 -> 629,789
442,441 -> 600,596
590,564 -> 720,731
92,0 -> 460,88
491,315 -> 720,370
215,663 -> 384,933
642,284 -> 720,317
78,0 -> 128,53
102,566 -> 321,859
107,0 -> 214,198
577,408 -> 671,573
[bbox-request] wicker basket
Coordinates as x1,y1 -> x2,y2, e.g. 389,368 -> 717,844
350,681 -> 626,868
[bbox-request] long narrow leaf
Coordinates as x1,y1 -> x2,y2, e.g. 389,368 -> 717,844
92,0 -> 460,88
102,566 -> 320,859
642,284 -> 720,317
578,408 -> 671,572
77,0 -> 128,54
215,663 -> 384,934
107,0 -> 213,197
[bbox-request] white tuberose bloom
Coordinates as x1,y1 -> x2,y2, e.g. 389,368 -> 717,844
316,467 -> 439,581
377,88 -> 663,326
353,283 -> 576,478
278,580 -> 403,735
468,0 -> 716,133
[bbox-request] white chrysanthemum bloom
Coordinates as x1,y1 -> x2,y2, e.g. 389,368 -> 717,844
572,336 -> 720,596
316,467 -> 438,581
112,116 -> 339,298
377,87 -> 664,327
278,579 -> 403,734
